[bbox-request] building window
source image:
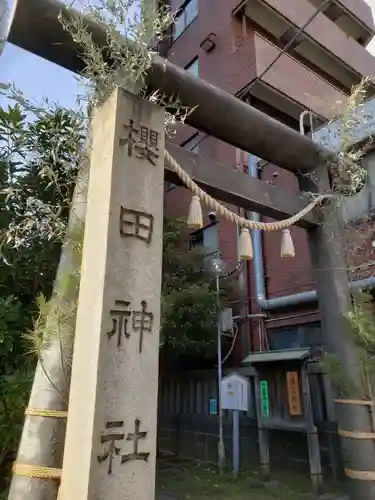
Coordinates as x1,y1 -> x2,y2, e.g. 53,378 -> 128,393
185,57 -> 199,77
173,0 -> 198,41
267,323 -> 322,351
164,181 -> 176,192
190,222 -> 219,257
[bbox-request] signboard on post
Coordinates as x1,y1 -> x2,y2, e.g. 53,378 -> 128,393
286,371 -> 302,416
259,380 -> 269,418
220,373 -> 249,478
209,398 -> 218,415
221,373 -> 249,411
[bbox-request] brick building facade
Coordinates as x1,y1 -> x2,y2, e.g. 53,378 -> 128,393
162,0 -> 375,361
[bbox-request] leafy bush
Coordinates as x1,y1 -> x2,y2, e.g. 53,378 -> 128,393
0,95 -> 84,496
0,296 -> 33,496
161,218 -> 231,360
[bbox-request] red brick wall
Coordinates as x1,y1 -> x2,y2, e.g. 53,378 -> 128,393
164,0 -> 317,360
164,0 -> 375,360
260,164 -> 315,299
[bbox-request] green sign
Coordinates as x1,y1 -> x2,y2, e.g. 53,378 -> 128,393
259,380 -> 269,418
209,398 -> 218,415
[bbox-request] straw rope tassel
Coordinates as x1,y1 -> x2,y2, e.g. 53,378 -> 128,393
239,228 -> 253,261
163,149 -> 330,233
187,194 -> 203,229
280,229 -> 295,258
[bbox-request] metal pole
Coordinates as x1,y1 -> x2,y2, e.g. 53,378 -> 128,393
216,275 -> 225,473
232,409 -> 240,478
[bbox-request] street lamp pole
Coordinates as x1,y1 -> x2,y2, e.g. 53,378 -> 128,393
209,256 -> 243,474
216,273 -> 225,473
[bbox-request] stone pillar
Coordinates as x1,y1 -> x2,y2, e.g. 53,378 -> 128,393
298,166 -> 375,500
59,88 -> 164,500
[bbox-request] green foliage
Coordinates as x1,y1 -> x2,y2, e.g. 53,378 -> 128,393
327,77 -> 370,197
346,291 -> 375,399
59,0 -> 174,104
0,296 -> 33,496
0,93 -> 85,494
161,218 -> 229,359
324,291 -> 375,399
59,0 -> 190,135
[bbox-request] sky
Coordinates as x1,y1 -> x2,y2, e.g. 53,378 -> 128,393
0,0 -> 86,110
2,1 -> 375,111
0,0 -> 140,111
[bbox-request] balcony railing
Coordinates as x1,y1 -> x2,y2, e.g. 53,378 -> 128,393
240,33 -> 347,120
234,0 -> 375,91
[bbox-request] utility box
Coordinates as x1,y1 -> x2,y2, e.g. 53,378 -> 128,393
220,307 -> 233,333
221,372 -> 249,411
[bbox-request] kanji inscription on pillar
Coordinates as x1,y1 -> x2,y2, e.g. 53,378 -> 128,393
60,89 -> 164,500
97,418 -> 149,475
98,421 -> 125,474
107,299 -> 154,353
121,419 -> 150,464
119,118 -> 160,165
119,206 -> 154,244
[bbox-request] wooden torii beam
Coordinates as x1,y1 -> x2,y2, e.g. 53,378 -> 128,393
3,0 -> 321,227
6,0 -> 335,175
165,144 -> 318,228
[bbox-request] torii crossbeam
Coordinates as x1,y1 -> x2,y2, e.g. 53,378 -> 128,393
5,0 -> 335,175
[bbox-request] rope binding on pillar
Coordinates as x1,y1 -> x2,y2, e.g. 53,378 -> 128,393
164,149 -> 331,260
12,408 -> 68,479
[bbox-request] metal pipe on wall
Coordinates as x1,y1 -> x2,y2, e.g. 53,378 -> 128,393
247,153 -> 375,312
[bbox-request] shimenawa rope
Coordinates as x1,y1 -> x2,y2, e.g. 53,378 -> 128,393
25,408 -> 68,418
12,463 -> 62,479
164,150 -> 328,231
12,409 -> 67,478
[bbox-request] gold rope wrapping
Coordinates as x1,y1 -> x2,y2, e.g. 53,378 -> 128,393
12,463 -> 62,479
25,408 -> 68,418
164,150 -> 328,231
338,429 -> 375,439
345,468 -> 375,481
334,399 -> 375,406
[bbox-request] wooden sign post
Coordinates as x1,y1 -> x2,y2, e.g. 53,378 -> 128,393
59,89 -> 164,500
286,371 -> 302,416
259,380 -> 269,418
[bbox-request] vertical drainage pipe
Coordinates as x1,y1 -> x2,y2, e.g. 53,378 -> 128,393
247,154 -> 375,311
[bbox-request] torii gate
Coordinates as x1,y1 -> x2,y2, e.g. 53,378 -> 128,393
4,1 -> 375,500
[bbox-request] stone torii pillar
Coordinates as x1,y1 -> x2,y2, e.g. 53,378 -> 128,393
59,88 -> 164,500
